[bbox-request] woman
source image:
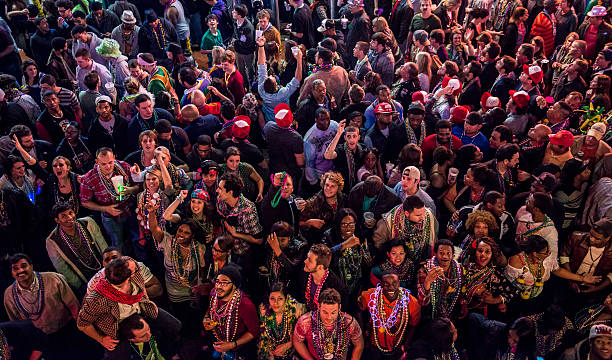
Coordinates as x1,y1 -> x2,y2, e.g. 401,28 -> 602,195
125,130 -> 182,168
587,74 -> 611,102
531,36 -> 550,75
163,189 -> 216,245
56,121 -> 94,174
136,167 -> 175,249
0,155 -> 39,204
363,71 -> 383,103
495,317 -> 538,359
392,62 -> 422,110
208,46 -> 225,79
405,317 -> 460,359
40,156 -> 81,219
371,238 -> 415,289
21,59 -> 43,106
262,222 -> 307,290
260,172 -> 300,234
444,163 -> 491,215
447,30 -> 471,68
501,7 -> 528,56
465,8 -> 491,46
357,148 -> 384,182
416,52 -> 433,92
119,77 -> 151,121
419,239 -> 464,319
203,235 -> 234,288
298,171 -> 345,240
550,32 -> 580,87
147,200 -> 206,332
457,210 -> 500,249
143,146 -> 190,195
506,235 -> 600,314
219,146 -> 264,202
372,17 -> 401,62
322,208 -> 371,298
429,147 -> 454,201
257,282 -> 304,360
278,40 -> 307,89
459,237 -> 517,318
237,93 -> 266,149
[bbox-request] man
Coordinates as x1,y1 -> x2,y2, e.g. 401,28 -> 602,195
137,52 -> 175,98
4,254 -> 83,358
299,48 -> 350,107
364,85 -> 404,130
385,102 -> 426,166
578,6 -> 612,61
8,125 -> 55,172
347,175 -> 400,226
488,125 -> 513,160
46,202 -> 108,295
562,324 -> 612,360
203,265 -> 260,358
231,4 -> 255,85
178,66 -> 212,108
288,0 -> 315,48
571,122 -> 612,165
216,173 -> 263,266
73,10 -> 102,37
517,64 -> 543,99
295,80 -> 335,136
0,91 -> 36,136
37,90 -> 79,145
514,44 -> 535,78
30,18 -> 57,73
221,50 -> 246,105
421,120 -> 463,169
374,195 -> 437,259
349,41 -> 372,86
108,1 -> 141,25
119,313 -> 179,359
79,71 -> 103,123
256,9 -> 281,48
127,94 -> 175,151
185,135 -> 224,172
304,108 -> 338,193
220,117 -> 267,172
78,257 -> 181,358
204,0 -> 232,40
519,124 -> 553,173
40,74 -> 83,123
47,37 -> 78,92
75,48 -> 113,96
86,1 -> 120,38
503,90 -> 530,136
324,120 -> 365,192
544,130 -> 574,167
551,59 -> 589,100
394,166 -> 436,213
556,0 -> 577,47
182,104 -> 222,144
516,193 -> 559,270
154,119 -> 191,161
486,143 -> 522,197
491,56 -> 517,106
453,112 -> 490,155
193,160 -> 220,202
594,49 -> 612,77
294,288 -> 364,360
200,14 -> 224,66
160,0 -> 190,54
530,0 -> 558,57
257,37 -> 302,122
138,10 -> 178,65
458,61 -> 483,111
298,244 -> 347,311
88,96 -> 130,159
71,25 -> 106,65
56,0 -> 76,37
96,38 -> 130,98
346,0 -> 371,66
263,104 -> 305,184
80,148 -> 139,254
358,270 -> 420,357
110,10 -> 140,59
479,42 -> 501,92
369,32 -> 395,87
364,103 -> 394,164
544,100 -> 573,134
86,246 -> 163,298
405,0 -> 441,51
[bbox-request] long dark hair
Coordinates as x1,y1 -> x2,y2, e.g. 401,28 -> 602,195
505,317 -> 537,360
330,208 -> 360,245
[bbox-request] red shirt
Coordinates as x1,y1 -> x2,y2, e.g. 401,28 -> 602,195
421,134 -> 463,164
585,24 -> 599,60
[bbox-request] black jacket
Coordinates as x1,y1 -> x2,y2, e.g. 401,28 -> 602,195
87,114 -> 130,159
458,78 -> 482,111
30,29 -> 56,73
390,0 -> 414,44
346,181 -> 401,226
232,18 -> 255,55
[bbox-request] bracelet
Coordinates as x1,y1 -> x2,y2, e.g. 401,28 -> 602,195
258,44 -> 264,47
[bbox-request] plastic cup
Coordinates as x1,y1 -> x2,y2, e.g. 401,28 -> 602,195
111,175 -> 124,193
341,17 -> 348,29
419,180 -> 430,191
364,212 -> 376,228
448,167 -> 459,184
255,29 -> 263,39
291,46 -> 299,56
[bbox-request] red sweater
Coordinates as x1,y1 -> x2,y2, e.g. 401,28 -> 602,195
531,12 -> 556,57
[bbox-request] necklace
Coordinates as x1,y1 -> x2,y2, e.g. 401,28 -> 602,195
151,20 -> 167,50
96,162 -> 129,200
170,238 -> 200,286
311,309 -> 350,360
58,221 -> 102,271
54,174 -> 79,215
12,272 -> 45,320
0,327 -> 8,360
428,257 -> 462,318
305,269 -> 329,311
516,253 -> 544,299
367,285 -> 410,352
130,335 -> 162,360
210,289 -> 242,342
0,190 -> 10,227
258,296 -> 299,359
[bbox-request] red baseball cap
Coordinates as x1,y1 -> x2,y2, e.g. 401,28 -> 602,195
274,103 -> 293,128
522,64 -> 543,84
232,116 -> 251,139
509,90 -> 530,108
450,105 -> 470,124
548,130 -> 574,148
374,102 -> 394,114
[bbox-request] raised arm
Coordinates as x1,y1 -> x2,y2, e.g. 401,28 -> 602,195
146,199 -> 165,244
324,119 -> 346,160
162,190 -> 186,223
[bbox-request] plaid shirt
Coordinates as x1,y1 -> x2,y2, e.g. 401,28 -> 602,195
217,194 -> 262,255
80,161 -> 133,216
77,268 -> 157,338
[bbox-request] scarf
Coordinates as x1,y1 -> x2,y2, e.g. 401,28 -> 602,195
95,278 -> 144,305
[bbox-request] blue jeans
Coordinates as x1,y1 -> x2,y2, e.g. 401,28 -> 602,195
101,214 -> 141,259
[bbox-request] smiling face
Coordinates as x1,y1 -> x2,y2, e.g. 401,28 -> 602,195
323,179 -> 339,198
52,158 -> 71,178
436,128 -> 451,144
190,198 -> 205,215
55,208 -> 76,230
144,172 -> 160,192
175,224 -> 193,245
593,337 -> 612,360
436,244 -> 453,269
387,245 -> 406,266
215,274 -> 235,299
475,241 -> 492,267
268,291 -> 286,314
226,155 -> 240,171
340,215 -> 356,239
381,273 -> 400,301
11,258 -> 34,285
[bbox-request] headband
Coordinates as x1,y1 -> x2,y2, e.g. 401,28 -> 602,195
137,55 -> 156,67
191,189 -> 210,202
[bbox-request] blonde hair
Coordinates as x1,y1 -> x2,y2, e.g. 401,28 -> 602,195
319,171 -> 344,194
416,52 -> 432,80
181,104 -> 199,120
212,46 -> 225,65
372,17 -> 390,33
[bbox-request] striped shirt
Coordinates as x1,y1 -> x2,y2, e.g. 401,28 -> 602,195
56,87 -> 80,110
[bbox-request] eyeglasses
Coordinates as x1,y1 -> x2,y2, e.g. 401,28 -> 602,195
215,280 -> 232,286
212,246 -> 227,253
340,222 -> 356,227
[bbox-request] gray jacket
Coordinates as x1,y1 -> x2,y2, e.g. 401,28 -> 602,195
371,48 -> 395,87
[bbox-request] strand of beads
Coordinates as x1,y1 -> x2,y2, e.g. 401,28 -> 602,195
12,272 -> 45,320
305,269 -> 328,310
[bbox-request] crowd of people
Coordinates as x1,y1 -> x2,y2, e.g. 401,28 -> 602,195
1,0 -> 612,358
